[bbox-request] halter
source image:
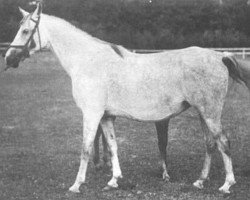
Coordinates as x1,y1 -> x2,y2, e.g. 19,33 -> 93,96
6,13 -> 42,59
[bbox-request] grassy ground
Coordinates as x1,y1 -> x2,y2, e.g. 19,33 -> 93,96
0,52 -> 250,200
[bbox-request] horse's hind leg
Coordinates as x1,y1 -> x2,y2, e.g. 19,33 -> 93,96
102,132 -> 112,168
100,117 -> 122,190
93,125 -> 102,169
93,125 -> 111,170
216,131 -> 236,193
194,113 -> 236,193
155,119 -> 170,182
193,115 -> 216,189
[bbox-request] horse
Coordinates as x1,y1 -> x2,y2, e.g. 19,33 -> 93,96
4,3 -> 250,194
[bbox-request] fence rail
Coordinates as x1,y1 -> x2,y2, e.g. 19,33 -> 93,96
0,42 -> 10,53
133,48 -> 250,59
1,42 -> 250,59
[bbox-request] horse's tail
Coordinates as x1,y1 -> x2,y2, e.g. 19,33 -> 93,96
222,53 -> 246,85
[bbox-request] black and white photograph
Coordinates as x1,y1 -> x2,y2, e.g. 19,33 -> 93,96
0,0 -> 250,199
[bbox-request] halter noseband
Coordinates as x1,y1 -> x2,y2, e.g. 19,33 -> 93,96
6,13 -> 42,59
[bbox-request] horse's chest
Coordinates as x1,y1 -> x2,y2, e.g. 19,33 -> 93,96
71,77 -> 106,109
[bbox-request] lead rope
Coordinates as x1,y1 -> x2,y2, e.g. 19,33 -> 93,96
37,25 -> 42,51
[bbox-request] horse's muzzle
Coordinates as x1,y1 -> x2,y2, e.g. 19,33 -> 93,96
5,53 -> 20,68
4,48 -> 29,69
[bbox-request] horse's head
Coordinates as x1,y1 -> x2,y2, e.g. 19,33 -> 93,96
3,3 -> 48,70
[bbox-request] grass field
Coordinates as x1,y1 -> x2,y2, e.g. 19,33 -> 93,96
0,52 -> 250,200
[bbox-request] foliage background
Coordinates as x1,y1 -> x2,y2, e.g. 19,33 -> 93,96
1,0 -> 250,49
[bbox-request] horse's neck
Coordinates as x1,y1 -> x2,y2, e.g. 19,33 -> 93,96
41,14 -> 103,76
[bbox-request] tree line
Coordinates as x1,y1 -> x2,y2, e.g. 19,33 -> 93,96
1,0 -> 250,49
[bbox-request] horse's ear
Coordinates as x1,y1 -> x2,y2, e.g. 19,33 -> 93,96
33,2 -> 43,18
19,7 -> 29,17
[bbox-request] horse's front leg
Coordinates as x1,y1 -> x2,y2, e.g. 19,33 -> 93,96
69,110 -> 104,193
100,116 -> 123,190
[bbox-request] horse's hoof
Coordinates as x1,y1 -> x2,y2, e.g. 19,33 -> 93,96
218,180 -> 236,194
69,185 -> 80,193
219,187 -> 230,194
218,184 -> 232,194
102,185 -> 118,191
65,190 -> 80,198
162,172 -> 170,182
193,180 -> 204,189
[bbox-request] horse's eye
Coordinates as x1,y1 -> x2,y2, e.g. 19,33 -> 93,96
22,29 -> 29,35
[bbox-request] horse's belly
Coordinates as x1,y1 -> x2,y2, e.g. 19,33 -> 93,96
106,95 -> 187,121
106,64 -> 186,121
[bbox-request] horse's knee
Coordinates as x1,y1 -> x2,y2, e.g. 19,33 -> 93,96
203,118 -> 231,156
81,150 -> 91,160
216,133 -> 231,157
203,118 -> 221,135
206,139 -> 217,154
81,142 -> 93,160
